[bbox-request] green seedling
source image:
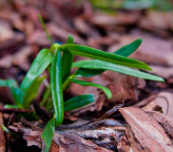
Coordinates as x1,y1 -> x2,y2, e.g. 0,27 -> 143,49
0,15 -> 164,152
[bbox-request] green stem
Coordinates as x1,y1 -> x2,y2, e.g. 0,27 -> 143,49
41,87 -> 51,106
38,15 -> 53,46
62,74 -> 75,91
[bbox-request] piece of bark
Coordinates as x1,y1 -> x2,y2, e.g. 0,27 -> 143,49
0,113 -> 6,152
154,92 -> 173,118
117,135 -> 131,152
141,100 -> 157,112
119,107 -> 173,152
10,124 -> 114,152
133,95 -> 157,108
147,111 -> 173,143
24,130 -> 114,152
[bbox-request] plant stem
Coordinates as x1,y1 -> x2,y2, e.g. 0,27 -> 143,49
41,87 -> 51,106
38,15 -> 53,46
62,74 -> 75,91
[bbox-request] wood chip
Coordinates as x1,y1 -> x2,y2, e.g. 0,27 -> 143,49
119,107 -> 173,152
154,92 -> 173,118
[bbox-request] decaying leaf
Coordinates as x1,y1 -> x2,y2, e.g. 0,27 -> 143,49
119,107 -> 173,152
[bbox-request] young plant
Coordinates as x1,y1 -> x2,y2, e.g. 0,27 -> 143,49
0,15 -> 164,152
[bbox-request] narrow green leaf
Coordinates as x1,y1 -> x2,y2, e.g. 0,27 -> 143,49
2,79 -> 24,108
64,94 -> 95,111
74,39 -> 142,77
72,60 -> 164,82
23,76 -> 46,108
62,35 -> 74,84
58,44 -> 152,71
9,87 -> 23,108
41,117 -> 55,152
21,48 -> 53,92
41,86 -> 51,107
0,79 -> 8,87
51,49 -> 64,126
38,15 -> 53,45
74,68 -> 104,77
4,104 -> 18,109
70,78 -> 112,99
0,79 -> 18,87
113,39 -> 142,57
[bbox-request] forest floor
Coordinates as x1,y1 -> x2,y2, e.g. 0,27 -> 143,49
0,0 -> 173,152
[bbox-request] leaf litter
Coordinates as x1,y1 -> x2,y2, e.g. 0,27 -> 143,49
0,0 -> 173,151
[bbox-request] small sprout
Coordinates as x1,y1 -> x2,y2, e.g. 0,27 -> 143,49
0,15 -> 165,152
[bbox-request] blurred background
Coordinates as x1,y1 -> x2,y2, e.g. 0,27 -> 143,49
0,0 -> 173,110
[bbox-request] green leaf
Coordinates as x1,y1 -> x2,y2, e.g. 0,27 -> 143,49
72,60 -> 164,82
113,39 -> 142,57
70,78 -> 112,99
9,87 -> 23,108
4,104 -> 18,109
74,68 -> 104,77
51,49 -> 64,126
0,79 -> 8,87
23,76 -> 46,108
58,44 -> 152,71
0,79 -> 18,87
64,94 -> 95,111
1,79 -> 23,108
41,117 -> 55,152
21,48 -> 53,92
62,35 -> 74,84
41,86 -> 51,107
74,39 -> 142,77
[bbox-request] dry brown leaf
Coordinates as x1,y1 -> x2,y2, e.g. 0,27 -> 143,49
154,92 -> 173,118
119,107 -> 173,152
